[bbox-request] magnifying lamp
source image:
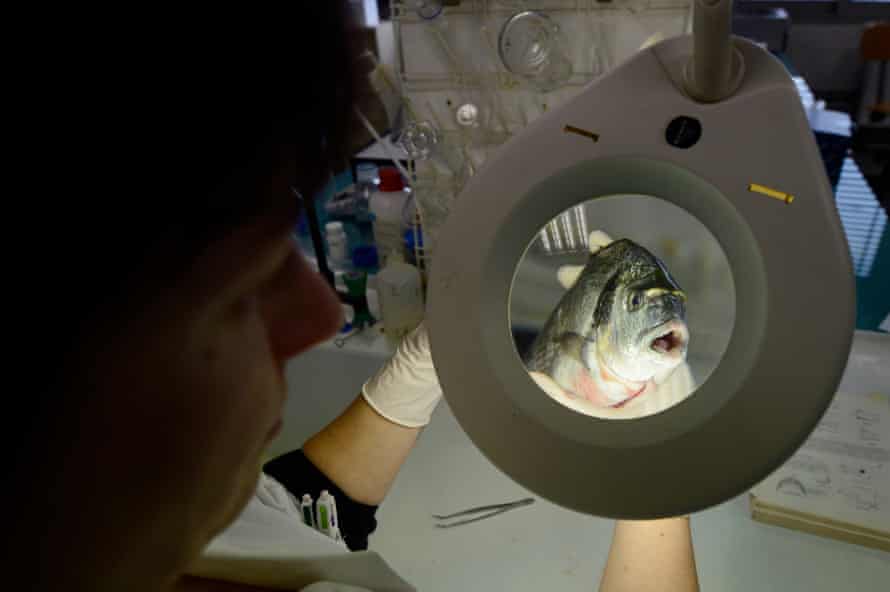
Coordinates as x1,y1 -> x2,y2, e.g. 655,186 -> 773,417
427,0 -> 855,518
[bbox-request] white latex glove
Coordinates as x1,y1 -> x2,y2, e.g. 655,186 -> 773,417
361,322 -> 443,428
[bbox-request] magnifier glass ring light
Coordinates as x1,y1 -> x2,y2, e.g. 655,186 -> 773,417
428,35 -> 855,519
525,239 -> 690,409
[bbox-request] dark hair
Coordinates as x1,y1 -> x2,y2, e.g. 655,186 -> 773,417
14,5 -> 359,480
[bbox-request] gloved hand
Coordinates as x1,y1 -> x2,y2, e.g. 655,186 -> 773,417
361,322 -> 443,428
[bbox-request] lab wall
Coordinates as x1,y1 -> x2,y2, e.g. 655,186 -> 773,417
379,13 -> 870,100
387,2 -> 693,249
787,24 -> 865,95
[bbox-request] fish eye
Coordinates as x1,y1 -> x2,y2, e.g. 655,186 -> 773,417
629,292 -> 643,310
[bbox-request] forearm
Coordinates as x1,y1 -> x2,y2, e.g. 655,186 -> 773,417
598,517 -> 699,592
302,395 -> 421,506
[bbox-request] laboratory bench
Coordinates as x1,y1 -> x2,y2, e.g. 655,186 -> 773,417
275,42 -> 890,590
271,329 -> 888,592
373,402 -> 889,592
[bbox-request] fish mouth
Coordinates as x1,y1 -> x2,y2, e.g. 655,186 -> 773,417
644,320 -> 689,358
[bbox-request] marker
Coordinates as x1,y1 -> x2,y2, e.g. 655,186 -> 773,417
316,490 -> 335,537
329,492 -> 340,533
300,494 -> 316,529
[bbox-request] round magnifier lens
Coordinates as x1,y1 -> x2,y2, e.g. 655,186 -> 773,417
509,195 -> 736,420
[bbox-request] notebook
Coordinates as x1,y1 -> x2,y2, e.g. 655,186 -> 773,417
750,332 -> 890,551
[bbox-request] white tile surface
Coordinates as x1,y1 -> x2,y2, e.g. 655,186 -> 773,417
276,337 -> 889,590
371,402 -> 890,591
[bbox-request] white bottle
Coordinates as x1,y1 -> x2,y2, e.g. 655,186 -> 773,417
355,161 -> 379,200
377,250 -> 424,344
369,167 -> 409,266
325,221 -> 349,271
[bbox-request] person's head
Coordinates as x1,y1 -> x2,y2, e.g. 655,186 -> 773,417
10,6 -> 361,590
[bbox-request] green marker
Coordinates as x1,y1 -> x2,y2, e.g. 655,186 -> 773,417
300,494 -> 315,529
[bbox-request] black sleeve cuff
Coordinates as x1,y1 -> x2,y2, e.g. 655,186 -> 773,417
263,449 -> 378,551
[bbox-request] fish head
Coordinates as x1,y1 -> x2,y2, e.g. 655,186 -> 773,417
591,244 -> 689,383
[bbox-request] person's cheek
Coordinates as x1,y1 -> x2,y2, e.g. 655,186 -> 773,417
261,248 -> 343,362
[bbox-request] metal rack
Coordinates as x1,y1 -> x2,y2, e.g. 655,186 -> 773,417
387,0 -> 693,268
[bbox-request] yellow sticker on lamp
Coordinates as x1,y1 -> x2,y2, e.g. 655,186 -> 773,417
749,183 -> 795,204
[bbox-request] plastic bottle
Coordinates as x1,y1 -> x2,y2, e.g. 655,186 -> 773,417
352,244 -> 379,275
325,221 -> 350,271
376,250 -> 424,344
355,162 -> 379,200
369,167 -> 410,266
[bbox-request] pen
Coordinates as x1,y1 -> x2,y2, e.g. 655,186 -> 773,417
300,494 -> 316,529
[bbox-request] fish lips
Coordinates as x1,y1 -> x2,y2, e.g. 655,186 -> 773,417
641,319 -> 689,363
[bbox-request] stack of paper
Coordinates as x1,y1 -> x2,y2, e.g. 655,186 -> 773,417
750,332 -> 890,551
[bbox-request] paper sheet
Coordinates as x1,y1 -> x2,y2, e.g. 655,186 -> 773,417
751,390 -> 890,533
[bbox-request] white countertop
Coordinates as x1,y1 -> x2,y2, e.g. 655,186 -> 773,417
371,401 -> 889,591
273,332 -> 889,591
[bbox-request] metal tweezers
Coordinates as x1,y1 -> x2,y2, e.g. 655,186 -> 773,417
433,497 -> 535,529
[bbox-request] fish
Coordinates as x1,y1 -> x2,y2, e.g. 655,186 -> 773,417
525,238 -> 689,409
